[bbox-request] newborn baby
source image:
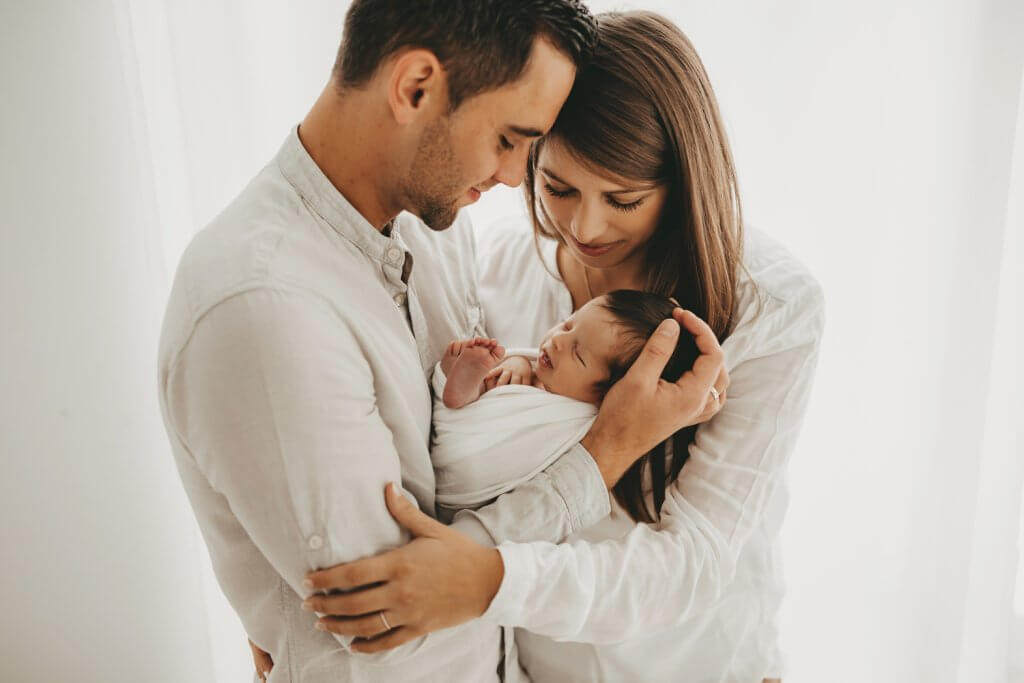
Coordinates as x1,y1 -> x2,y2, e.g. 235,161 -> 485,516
430,290 -> 698,513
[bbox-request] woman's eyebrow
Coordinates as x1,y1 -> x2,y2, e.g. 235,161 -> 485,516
540,166 -> 655,195
539,167 -> 572,186
606,185 -> 657,196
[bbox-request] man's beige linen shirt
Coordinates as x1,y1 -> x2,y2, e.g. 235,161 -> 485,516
157,129 -> 610,683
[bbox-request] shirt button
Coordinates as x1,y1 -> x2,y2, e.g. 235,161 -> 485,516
387,247 -> 402,263
393,293 -> 406,306
308,535 -> 323,550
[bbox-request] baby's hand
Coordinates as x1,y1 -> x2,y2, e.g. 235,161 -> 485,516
484,355 -> 534,390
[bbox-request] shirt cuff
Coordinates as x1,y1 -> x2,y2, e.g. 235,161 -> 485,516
481,443 -> 610,626
547,442 -> 611,532
483,541 -> 540,626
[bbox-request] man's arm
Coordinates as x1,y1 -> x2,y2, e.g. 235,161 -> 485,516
307,308 -> 732,650
163,288 -> 497,663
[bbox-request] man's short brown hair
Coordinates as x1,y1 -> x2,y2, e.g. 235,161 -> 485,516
333,0 -> 596,110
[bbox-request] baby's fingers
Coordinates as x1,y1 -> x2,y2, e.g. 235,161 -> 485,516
496,369 -> 513,386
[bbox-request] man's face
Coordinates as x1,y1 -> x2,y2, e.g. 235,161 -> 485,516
403,36 -> 576,230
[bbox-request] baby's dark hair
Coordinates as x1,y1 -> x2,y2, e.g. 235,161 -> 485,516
595,289 -> 703,525
595,289 -> 699,396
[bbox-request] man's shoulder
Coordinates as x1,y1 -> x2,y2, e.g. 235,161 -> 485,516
160,167 -> 373,360
181,168 -> 370,303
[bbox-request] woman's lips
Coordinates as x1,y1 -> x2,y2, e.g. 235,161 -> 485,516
539,349 -> 554,369
570,235 -> 618,257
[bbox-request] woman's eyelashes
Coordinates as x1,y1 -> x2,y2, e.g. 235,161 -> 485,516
499,135 -> 514,151
606,195 -> 645,212
543,182 -> 574,199
542,182 -> 646,213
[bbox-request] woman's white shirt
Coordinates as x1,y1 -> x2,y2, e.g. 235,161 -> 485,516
476,218 -> 825,683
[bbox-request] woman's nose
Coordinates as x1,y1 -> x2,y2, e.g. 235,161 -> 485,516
570,201 -> 603,244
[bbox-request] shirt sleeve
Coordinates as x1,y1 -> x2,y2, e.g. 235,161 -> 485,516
163,287 -> 501,662
450,444 -> 611,545
480,278 -> 825,641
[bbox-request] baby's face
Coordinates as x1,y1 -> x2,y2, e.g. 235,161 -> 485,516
536,297 -> 622,405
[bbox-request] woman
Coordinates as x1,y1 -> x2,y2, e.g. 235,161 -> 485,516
257,10 -> 822,682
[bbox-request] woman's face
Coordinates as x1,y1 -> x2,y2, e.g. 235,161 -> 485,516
534,139 -> 670,270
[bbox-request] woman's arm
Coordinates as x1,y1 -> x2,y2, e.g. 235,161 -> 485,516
307,274 -> 822,647
483,281 -> 824,640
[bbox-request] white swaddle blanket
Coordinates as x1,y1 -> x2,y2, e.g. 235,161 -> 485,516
431,349 -> 598,509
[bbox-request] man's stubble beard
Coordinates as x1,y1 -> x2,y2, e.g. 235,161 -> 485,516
405,116 -> 464,231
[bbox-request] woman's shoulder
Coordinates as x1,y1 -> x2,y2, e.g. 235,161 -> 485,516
476,215 -> 560,282
729,226 -> 825,354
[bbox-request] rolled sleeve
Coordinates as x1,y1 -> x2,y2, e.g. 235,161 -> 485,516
451,443 -> 610,547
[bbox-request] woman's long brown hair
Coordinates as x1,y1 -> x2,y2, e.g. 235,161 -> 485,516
524,11 -> 746,523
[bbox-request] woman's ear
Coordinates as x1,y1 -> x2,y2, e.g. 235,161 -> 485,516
386,48 -> 448,125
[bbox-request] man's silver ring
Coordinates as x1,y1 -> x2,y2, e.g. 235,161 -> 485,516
379,611 -> 392,631
709,386 -> 720,403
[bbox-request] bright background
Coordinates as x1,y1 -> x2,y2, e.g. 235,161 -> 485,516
1,1 -> 1022,681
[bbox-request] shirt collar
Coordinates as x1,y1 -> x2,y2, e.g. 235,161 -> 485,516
275,125 -> 406,269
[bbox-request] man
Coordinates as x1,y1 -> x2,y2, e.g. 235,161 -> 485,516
158,2 -> 723,681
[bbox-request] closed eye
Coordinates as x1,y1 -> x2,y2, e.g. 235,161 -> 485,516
544,182 -> 575,199
499,135 -> 514,151
605,195 -> 645,212
573,342 -> 587,367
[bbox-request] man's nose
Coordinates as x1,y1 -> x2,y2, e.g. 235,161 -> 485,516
493,145 -> 530,188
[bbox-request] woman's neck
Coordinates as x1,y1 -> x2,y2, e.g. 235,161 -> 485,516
556,244 -> 647,310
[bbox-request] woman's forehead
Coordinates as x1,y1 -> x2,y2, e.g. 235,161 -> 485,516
538,139 -> 656,192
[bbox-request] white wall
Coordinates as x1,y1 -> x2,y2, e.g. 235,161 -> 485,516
2,1 -> 1021,682
0,2 -> 212,681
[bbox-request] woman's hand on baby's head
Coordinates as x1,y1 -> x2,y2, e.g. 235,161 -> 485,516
484,355 -> 534,390
583,308 -> 729,487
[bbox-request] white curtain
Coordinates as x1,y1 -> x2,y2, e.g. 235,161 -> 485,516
2,1 -> 1020,681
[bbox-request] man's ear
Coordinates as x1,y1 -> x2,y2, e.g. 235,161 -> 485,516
387,49 -> 447,125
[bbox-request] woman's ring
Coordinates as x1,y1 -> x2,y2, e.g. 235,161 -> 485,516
709,386 -> 720,403
379,611 -> 392,631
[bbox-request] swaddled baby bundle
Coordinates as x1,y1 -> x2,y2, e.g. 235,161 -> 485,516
430,352 -> 597,511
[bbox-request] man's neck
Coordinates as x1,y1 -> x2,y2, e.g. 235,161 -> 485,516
298,84 -> 400,232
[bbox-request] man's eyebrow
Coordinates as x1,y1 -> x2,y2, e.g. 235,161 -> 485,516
508,125 -> 545,138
